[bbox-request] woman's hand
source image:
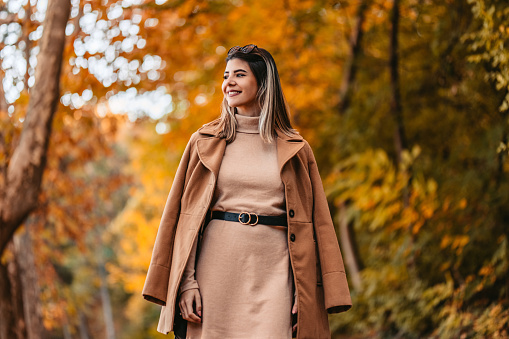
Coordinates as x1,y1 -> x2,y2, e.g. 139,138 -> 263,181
292,297 -> 298,333
179,288 -> 202,323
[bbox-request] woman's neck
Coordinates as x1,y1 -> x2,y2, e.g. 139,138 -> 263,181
236,106 -> 261,117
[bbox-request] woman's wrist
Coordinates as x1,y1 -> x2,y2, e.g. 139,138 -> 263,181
179,280 -> 199,296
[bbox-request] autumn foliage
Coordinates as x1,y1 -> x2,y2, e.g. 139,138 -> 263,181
1,0 -> 509,338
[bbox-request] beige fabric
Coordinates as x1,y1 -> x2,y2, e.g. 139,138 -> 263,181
180,113 -> 293,338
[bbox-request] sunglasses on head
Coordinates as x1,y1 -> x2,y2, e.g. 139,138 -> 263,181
227,44 -> 258,56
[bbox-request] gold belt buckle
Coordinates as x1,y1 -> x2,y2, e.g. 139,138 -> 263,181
239,212 -> 259,226
250,213 -> 258,226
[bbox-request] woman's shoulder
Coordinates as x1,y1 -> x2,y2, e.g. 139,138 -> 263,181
275,127 -> 303,142
184,119 -> 222,148
288,133 -> 315,162
195,118 -> 221,137
300,138 -> 315,161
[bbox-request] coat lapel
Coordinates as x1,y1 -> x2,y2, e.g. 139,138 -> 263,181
276,129 -> 304,173
196,124 -> 226,176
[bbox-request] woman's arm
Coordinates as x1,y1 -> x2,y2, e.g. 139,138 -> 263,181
178,233 -> 199,294
178,212 -> 202,323
305,142 -> 352,313
142,134 -> 196,306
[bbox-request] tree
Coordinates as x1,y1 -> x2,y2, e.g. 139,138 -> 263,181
0,0 -> 506,337
0,0 -> 70,254
0,0 -> 70,337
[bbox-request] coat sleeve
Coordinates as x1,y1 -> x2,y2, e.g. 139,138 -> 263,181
306,142 -> 352,313
142,134 -> 195,306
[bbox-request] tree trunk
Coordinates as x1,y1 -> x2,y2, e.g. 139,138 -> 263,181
78,311 -> 90,339
497,102 -> 508,184
338,202 -> 363,290
0,0 -> 70,337
334,1 -> 370,288
389,0 -> 407,164
389,0 -> 414,267
337,0 -> 370,114
0,261 -> 16,339
0,70 -> 7,114
0,242 -> 28,339
23,1 -> 33,89
0,71 -> 10,196
0,0 -> 71,255
99,263 -> 116,339
11,245 -> 28,339
62,321 -> 72,339
14,226 -> 43,339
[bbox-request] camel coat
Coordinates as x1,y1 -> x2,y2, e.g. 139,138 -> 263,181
142,123 -> 352,339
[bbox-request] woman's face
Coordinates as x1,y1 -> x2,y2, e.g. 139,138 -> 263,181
222,58 -> 259,115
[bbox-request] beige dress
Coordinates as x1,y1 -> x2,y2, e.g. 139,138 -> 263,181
179,113 -> 293,339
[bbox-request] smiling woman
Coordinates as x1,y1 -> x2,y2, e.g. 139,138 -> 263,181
142,45 -> 352,339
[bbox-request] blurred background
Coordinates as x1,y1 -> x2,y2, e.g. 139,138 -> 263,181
0,0 -> 508,338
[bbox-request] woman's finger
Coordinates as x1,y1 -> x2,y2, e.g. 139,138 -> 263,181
292,297 -> 298,334
180,295 -> 191,320
183,299 -> 195,322
179,299 -> 184,314
195,291 -> 202,317
187,311 -> 201,323
180,300 -> 188,320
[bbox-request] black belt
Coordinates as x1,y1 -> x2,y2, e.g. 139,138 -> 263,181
209,211 -> 288,227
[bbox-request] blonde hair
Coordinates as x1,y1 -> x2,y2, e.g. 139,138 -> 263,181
205,46 -> 298,143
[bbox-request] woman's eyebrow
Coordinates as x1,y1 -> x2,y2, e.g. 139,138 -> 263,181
224,69 -> 248,74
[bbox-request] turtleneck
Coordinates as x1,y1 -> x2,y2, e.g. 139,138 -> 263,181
235,113 -> 260,134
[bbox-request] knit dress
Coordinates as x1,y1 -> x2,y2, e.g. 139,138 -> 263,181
179,113 -> 293,339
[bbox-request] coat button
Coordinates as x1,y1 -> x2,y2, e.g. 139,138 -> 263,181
289,209 -> 295,218
290,234 -> 296,242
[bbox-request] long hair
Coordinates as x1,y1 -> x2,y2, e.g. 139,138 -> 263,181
206,46 -> 298,143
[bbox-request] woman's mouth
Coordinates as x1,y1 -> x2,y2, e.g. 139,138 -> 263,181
228,91 -> 241,97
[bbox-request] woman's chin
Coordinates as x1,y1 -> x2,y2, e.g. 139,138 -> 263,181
226,100 -> 240,107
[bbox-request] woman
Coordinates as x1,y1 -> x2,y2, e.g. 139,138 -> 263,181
142,45 -> 352,339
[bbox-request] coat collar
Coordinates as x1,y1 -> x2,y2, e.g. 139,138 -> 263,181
196,124 -> 304,175
275,129 -> 305,173
196,124 -> 226,176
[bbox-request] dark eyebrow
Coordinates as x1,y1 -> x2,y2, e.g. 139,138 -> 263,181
224,69 -> 248,74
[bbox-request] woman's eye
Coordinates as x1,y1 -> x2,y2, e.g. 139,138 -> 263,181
223,75 -> 228,80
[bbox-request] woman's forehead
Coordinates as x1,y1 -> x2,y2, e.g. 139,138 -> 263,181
224,58 -> 250,72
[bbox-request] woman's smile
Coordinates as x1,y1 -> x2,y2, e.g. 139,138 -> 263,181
227,90 -> 242,97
